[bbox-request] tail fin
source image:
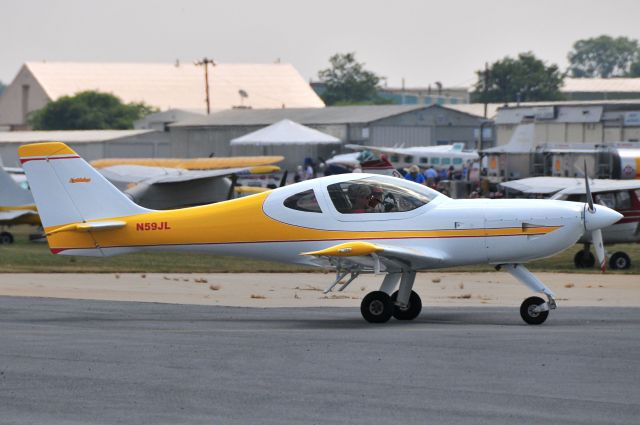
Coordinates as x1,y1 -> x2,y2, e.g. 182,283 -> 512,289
0,165 -> 34,206
18,142 -> 151,229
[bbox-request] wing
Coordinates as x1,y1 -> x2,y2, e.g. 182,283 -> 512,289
91,156 -> 283,170
99,164 -> 279,185
301,241 -> 445,273
0,210 -> 37,221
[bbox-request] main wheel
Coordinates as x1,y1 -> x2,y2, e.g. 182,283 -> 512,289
520,296 -> 549,325
360,291 -> 393,323
391,290 -> 422,321
0,232 -> 14,244
573,250 -> 594,268
609,251 -> 631,270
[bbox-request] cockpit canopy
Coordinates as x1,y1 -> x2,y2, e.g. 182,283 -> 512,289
280,175 -> 439,216
327,178 -> 433,214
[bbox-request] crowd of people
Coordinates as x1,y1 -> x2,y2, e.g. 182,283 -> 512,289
290,156 -> 504,199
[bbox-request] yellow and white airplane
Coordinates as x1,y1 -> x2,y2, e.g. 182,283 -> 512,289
0,165 -> 39,243
19,142 -> 622,324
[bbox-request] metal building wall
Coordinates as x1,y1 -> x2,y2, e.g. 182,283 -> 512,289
368,107 -> 482,148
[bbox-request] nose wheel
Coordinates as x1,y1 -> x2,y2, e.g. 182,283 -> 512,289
520,296 -> 550,325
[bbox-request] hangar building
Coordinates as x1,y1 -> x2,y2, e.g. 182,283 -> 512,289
0,130 -> 169,167
0,61 -> 324,130
494,101 -> 640,146
169,104 -> 490,170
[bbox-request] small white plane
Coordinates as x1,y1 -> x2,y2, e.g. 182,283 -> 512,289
20,142 -> 621,324
91,157 -> 282,209
500,177 -> 639,270
0,165 -> 39,243
345,143 -> 479,173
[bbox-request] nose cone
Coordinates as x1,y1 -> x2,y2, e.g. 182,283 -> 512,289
584,205 -> 623,231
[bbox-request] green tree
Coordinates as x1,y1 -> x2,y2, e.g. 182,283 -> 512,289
317,53 -> 389,105
630,61 -> 640,77
29,91 -> 156,130
473,53 -> 565,103
568,35 -> 640,78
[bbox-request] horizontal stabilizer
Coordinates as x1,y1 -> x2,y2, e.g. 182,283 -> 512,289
46,220 -> 127,236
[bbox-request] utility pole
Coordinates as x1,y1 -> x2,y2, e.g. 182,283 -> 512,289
195,57 -> 216,114
483,62 -> 489,119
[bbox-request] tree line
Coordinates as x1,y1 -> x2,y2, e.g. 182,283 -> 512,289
319,35 -> 640,106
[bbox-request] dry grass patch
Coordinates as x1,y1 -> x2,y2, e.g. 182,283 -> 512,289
194,278 -> 208,284
432,278 -> 441,283
564,283 -> 575,288
209,285 -> 221,291
250,294 -> 266,299
449,294 -> 472,299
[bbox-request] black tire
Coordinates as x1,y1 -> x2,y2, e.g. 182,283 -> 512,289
360,291 -> 393,323
573,250 -> 594,268
391,290 -> 422,321
520,296 -> 549,325
609,252 -> 631,270
0,232 -> 14,244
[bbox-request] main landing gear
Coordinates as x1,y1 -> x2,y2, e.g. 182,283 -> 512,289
0,231 -> 14,244
574,244 -> 631,270
359,271 -> 422,323
499,264 -> 557,325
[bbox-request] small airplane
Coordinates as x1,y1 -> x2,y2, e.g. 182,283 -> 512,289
345,143 -> 479,173
0,165 -> 39,243
20,142 -> 621,324
324,151 -> 403,177
500,176 -> 640,270
91,157 -> 282,209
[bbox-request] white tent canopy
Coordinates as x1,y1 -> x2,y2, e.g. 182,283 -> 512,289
230,119 -> 341,146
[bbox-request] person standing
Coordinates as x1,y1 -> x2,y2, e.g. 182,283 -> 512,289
424,166 -> 437,187
404,165 -> 425,184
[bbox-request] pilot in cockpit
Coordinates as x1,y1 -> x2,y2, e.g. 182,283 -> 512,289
348,184 -> 394,213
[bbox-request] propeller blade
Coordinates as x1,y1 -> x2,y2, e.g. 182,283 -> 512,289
584,160 -> 594,213
227,174 -> 238,200
592,229 -> 606,273
279,170 -> 288,187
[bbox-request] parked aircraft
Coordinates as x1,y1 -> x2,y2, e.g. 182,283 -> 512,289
324,151 -> 402,177
92,157 -> 281,209
500,177 -> 638,270
345,143 -> 479,172
0,165 -> 39,243
20,142 -> 621,324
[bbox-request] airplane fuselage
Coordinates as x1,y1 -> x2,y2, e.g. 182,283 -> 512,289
44,176 -> 587,271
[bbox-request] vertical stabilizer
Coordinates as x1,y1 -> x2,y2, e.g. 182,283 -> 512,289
18,142 -> 151,229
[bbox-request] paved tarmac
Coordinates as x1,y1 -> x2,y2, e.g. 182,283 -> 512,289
0,296 -> 639,425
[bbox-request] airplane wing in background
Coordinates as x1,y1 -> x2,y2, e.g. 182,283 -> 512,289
301,241 -> 446,273
98,164 -> 279,185
91,156 -> 283,170
98,164 -> 280,209
0,209 -> 37,222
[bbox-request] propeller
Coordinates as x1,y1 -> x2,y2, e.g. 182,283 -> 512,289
583,161 -> 606,272
226,173 -> 238,200
279,170 -> 288,187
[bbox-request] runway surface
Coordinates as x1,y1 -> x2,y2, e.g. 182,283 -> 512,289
1,296 -> 639,425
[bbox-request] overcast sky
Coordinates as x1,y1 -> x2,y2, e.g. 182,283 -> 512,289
2,0 -> 640,88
